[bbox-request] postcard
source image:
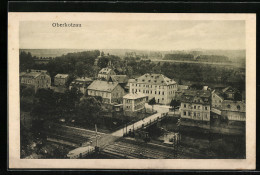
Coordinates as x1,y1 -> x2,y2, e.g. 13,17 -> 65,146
8,12 -> 256,169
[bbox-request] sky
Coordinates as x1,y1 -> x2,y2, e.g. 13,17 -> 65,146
20,20 -> 245,51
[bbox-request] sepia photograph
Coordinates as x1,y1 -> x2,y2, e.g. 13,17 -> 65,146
8,13 -> 256,169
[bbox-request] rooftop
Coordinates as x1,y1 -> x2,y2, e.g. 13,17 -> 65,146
87,80 -> 119,92
123,92 -> 148,100
134,73 -> 176,86
181,90 -> 211,104
98,68 -> 114,75
110,75 -> 129,84
55,74 -> 69,79
20,72 -> 41,78
75,77 -> 92,82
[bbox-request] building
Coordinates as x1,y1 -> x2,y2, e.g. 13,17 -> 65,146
175,85 -> 189,100
211,90 -> 224,109
211,86 -> 242,109
180,90 -> 211,122
129,73 -> 177,105
123,93 -> 148,113
20,69 -> 51,92
69,77 -> 93,95
87,80 -> 125,104
98,68 -> 116,80
54,74 -> 69,86
109,75 -> 129,91
221,100 -> 245,121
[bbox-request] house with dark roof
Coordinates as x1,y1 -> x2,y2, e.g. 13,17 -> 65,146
87,80 -> 125,104
129,73 -> 177,105
20,70 -> 51,92
180,90 -> 211,122
97,68 -> 116,80
54,74 -> 69,86
69,77 -> 93,95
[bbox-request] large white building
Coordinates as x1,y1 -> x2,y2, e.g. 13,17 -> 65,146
129,73 -> 177,105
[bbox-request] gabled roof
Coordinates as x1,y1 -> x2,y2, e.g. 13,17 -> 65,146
98,68 -> 114,75
87,80 -> 120,92
110,75 -> 129,84
123,93 -> 148,100
222,86 -> 239,93
20,72 -> 41,78
75,77 -> 92,82
55,74 -> 69,79
177,85 -> 189,91
134,73 -> 176,86
180,90 -> 211,104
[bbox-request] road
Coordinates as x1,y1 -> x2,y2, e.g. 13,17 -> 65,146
111,103 -> 171,137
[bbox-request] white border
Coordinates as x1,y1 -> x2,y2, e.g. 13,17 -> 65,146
8,13 -> 256,169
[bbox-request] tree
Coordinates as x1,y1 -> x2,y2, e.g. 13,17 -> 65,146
170,99 -> 180,114
148,98 -> 156,112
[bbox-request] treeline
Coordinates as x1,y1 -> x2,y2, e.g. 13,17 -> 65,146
20,50 -> 245,91
195,55 -> 230,63
164,53 -> 194,61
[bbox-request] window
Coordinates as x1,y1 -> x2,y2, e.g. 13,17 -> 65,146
136,84 -> 137,87
159,91 -> 160,95
188,112 -> 191,116
227,104 -> 231,108
205,107 -> 208,110
162,98 -> 164,101
184,104 -> 186,108
194,112 -> 196,117
143,90 -> 145,93
184,111 -> 186,116
237,105 -> 241,110
162,92 -> 164,95
139,84 -> 141,87
151,90 -> 152,94
132,83 -> 134,86
194,106 -> 196,109
155,91 -> 157,94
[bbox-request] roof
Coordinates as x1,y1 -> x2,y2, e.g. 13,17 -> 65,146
75,77 -> 92,82
110,75 -> 129,84
55,74 -> 69,79
180,90 -> 211,104
177,85 -> 189,91
212,90 -> 224,100
134,73 -> 176,86
98,68 -> 114,75
222,86 -> 239,93
123,93 -> 148,100
87,80 -> 120,92
20,72 -> 41,78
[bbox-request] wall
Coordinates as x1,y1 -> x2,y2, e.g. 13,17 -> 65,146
129,82 -> 177,105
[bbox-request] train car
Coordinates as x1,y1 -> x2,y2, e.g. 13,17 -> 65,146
67,146 -> 95,159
